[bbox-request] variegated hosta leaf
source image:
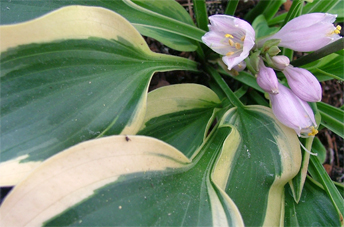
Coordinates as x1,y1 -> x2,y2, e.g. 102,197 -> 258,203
0,5 -> 198,186
138,84 -> 221,158
0,134 -> 244,227
1,0 -> 204,51
213,106 -> 302,226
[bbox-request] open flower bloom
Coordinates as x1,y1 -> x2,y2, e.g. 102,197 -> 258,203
259,13 -> 342,52
282,65 -> 322,102
269,83 -> 318,137
256,59 -> 279,94
202,15 -> 255,70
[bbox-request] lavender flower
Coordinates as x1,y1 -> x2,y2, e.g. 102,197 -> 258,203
271,55 -> 290,70
260,13 -> 342,52
202,15 -> 255,70
282,65 -> 322,102
256,59 -> 279,94
269,83 -> 318,137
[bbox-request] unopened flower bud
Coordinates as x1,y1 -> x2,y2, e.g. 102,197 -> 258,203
282,65 -> 322,102
270,83 -> 318,137
267,46 -> 281,56
261,39 -> 281,53
271,55 -> 290,70
256,59 -> 279,94
259,13 -> 342,52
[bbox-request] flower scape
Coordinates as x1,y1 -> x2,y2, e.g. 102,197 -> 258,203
202,13 -> 342,138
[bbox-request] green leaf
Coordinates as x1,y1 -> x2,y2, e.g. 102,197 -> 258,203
285,177 -> 342,227
0,0 -> 205,52
288,138 -> 312,203
0,6 -> 198,186
216,106 -> 301,226
224,0 -> 239,16
268,12 -> 287,26
0,105 -> 302,226
302,52 -> 344,81
262,0 -> 286,21
244,0 -> 270,23
328,0 -> 344,22
252,15 -> 280,39
217,63 -> 264,93
138,84 -> 221,158
312,137 -> 327,164
308,155 -> 344,224
303,0 -> 341,14
193,0 -> 208,31
317,102 -> 344,138
0,133 -> 245,226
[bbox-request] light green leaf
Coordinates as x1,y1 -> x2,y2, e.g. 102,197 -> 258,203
285,177 -> 341,227
312,137 -> 327,164
302,0 -> 341,14
0,0 -> 205,51
252,15 -> 280,39
138,84 -> 221,158
0,6 -> 198,186
215,106 -> 301,226
328,0 -> 344,22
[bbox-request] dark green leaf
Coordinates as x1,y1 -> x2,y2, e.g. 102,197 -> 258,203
193,0 -> 208,31
224,0 -> 239,16
317,102 -> 344,138
285,177 -> 341,227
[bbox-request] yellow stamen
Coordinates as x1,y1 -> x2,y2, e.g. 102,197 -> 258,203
226,51 -> 235,56
307,126 -> 318,137
334,25 -> 341,34
240,35 -> 245,41
228,39 -> 234,46
225,34 -> 234,38
235,42 -> 241,49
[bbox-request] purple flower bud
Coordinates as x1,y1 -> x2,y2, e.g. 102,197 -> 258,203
271,55 -> 290,70
256,59 -> 279,94
260,13 -> 342,52
282,65 -> 322,102
202,15 -> 255,70
270,83 -> 318,137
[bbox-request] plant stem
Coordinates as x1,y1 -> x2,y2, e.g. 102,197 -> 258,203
206,65 -> 245,109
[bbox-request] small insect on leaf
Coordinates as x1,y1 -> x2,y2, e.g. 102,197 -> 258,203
125,135 -> 131,142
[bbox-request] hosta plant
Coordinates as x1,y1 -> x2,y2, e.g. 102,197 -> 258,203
0,0 -> 343,226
